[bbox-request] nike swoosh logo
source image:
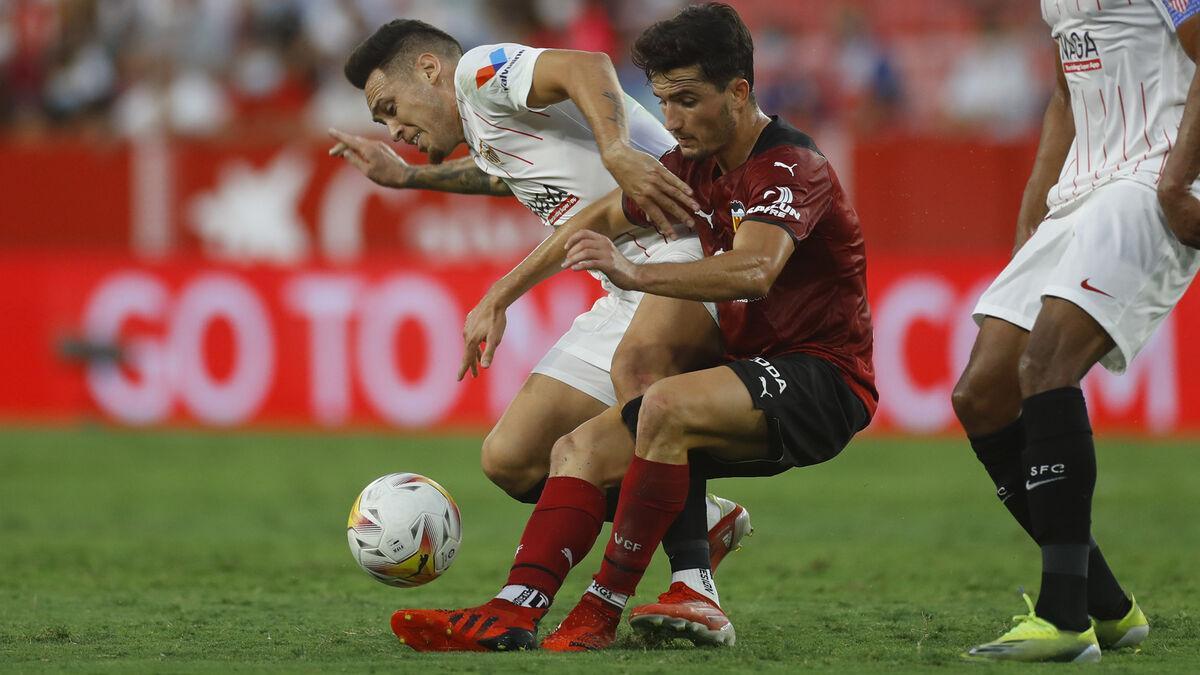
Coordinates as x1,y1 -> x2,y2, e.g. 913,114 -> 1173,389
1025,476 -> 1068,490
1080,278 -> 1114,298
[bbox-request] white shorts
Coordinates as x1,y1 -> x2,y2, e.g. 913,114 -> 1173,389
973,180 -> 1200,373
531,236 -> 718,406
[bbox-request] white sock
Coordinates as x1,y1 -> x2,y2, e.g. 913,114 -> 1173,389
672,568 -> 719,606
495,584 -> 551,609
586,579 -> 628,609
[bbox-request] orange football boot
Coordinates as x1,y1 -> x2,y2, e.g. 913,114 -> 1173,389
629,581 -> 735,646
541,592 -> 623,652
390,599 -> 543,652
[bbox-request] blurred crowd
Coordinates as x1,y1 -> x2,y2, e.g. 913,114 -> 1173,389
0,0 -> 1055,142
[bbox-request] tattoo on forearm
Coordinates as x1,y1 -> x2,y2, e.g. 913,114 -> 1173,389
411,161 -> 511,196
602,90 -> 626,128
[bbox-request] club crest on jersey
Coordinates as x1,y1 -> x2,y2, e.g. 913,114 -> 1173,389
730,200 -> 746,231
1057,31 -> 1101,73
475,47 -> 508,88
478,140 -> 503,166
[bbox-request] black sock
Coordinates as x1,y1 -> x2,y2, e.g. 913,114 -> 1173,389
661,468 -> 711,573
969,418 -> 1034,538
1088,540 -> 1132,620
604,486 -> 621,522
971,416 -> 1131,621
513,475 -> 547,504
1021,387 -> 1096,631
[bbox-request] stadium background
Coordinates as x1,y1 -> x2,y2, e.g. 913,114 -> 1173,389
3,0 -> 1194,434
2,1 -> 1198,671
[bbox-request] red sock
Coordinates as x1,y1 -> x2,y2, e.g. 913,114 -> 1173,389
594,456 -> 689,595
506,476 -> 606,599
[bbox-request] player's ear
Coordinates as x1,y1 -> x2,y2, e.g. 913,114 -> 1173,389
729,78 -> 752,108
416,52 -> 442,85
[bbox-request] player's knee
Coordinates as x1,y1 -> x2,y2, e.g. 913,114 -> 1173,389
480,433 -> 545,498
1017,348 -> 1067,397
951,374 -> 994,430
610,343 -> 670,405
952,363 -> 1022,435
548,430 -> 622,485
636,381 -> 691,453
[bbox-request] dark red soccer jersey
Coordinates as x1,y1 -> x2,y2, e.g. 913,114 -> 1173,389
623,116 -> 876,417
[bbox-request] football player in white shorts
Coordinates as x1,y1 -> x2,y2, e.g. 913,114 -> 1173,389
328,20 -> 750,617
954,0 -> 1200,663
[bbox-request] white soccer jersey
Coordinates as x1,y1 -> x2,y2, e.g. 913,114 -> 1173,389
454,43 -> 682,283
1043,0 -> 1200,212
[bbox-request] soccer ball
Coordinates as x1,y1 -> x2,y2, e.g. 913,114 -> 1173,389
346,473 -> 462,587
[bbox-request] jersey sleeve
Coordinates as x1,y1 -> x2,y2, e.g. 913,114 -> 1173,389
741,150 -> 833,243
460,43 -> 546,114
1159,0 -> 1200,30
622,193 -> 652,228
620,148 -> 687,229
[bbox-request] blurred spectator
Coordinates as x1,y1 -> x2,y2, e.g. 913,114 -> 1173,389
0,0 -> 1051,140
939,2 -> 1045,139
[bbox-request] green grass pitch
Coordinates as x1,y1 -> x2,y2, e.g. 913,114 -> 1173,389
0,426 -> 1196,672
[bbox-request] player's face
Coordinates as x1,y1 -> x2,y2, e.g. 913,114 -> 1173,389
651,66 -> 738,161
364,63 -> 462,164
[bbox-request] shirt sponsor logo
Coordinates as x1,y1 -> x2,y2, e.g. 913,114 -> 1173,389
475,47 -> 508,88
546,193 -> 579,225
496,48 -> 527,92
746,186 -> 802,221
527,184 -> 576,224
1057,31 -> 1102,72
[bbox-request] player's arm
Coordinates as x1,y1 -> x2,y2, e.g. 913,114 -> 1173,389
1013,52 -> 1074,255
328,128 -> 512,196
525,50 -> 699,230
458,190 -> 632,380
562,221 -> 794,302
1159,15 -> 1200,248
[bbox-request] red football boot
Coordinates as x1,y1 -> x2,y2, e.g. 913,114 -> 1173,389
706,495 -> 753,571
629,582 -> 736,646
540,592 -> 623,652
390,599 -> 544,652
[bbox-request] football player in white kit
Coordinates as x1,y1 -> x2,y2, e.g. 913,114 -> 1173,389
954,0 -> 1200,663
328,20 -> 750,621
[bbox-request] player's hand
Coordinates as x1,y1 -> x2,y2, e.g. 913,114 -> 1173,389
1159,184 -> 1200,249
328,128 -> 411,188
458,297 -> 508,380
602,143 -> 699,237
562,230 -> 640,290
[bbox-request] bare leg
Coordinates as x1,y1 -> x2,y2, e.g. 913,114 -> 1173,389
480,374 -> 606,499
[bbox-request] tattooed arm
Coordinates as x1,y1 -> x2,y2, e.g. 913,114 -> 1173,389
328,128 -> 511,196
524,50 -> 697,230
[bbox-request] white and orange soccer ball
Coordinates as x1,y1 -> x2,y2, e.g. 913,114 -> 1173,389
346,473 -> 463,587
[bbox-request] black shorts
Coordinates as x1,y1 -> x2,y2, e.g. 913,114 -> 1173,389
692,352 -> 869,479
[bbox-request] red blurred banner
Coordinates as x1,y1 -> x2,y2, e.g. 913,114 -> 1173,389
0,135 -> 1034,258
1,253 -> 1195,435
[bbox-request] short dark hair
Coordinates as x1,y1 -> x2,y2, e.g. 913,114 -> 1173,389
632,3 -> 754,91
344,19 -> 462,89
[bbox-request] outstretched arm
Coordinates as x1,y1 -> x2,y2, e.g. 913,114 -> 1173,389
458,189 -> 633,379
328,128 -> 511,196
1013,52 -> 1074,256
562,220 -> 794,302
1159,16 -> 1200,248
526,50 -> 698,231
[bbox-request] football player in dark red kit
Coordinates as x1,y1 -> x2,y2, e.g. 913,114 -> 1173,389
386,3 -> 875,653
